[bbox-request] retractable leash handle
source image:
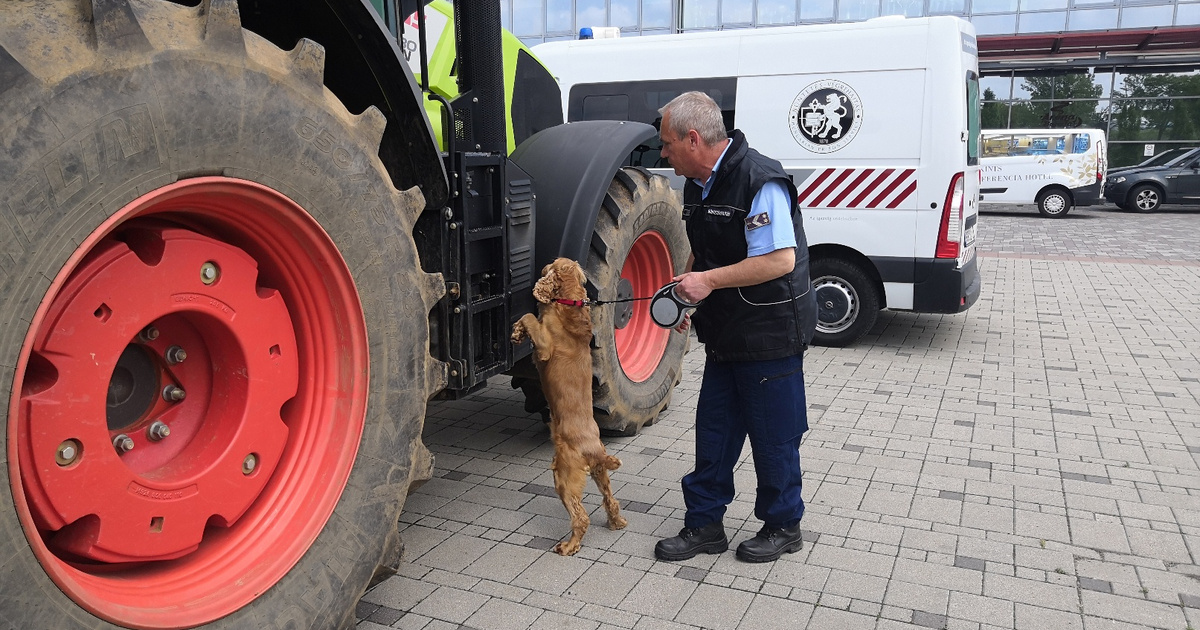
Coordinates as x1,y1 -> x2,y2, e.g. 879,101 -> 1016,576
650,281 -> 702,329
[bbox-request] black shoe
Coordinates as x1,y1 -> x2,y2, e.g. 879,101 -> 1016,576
735,523 -> 804,563
654,522 -> 728,561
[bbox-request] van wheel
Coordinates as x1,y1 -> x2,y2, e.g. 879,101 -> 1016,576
1128,184 -> 1163,212
810,258 -> 880,347
1036,188 -> 1072,217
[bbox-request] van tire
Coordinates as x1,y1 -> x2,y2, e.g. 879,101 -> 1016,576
810,258 -> 880,347
0,2 -> 439,627
1036,188 -> 1072,217
1127,184 -> 1163,212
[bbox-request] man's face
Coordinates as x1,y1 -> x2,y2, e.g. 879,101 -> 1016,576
659,114 -> 698,179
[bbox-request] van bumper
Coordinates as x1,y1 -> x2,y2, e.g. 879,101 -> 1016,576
1073,181 -> 1103,207
912,257 -> 980,314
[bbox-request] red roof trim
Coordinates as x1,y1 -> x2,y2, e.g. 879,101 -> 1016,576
978,26 -> 1200,60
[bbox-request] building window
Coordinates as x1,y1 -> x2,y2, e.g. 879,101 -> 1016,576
722,0 -> 755,24
1018,10 -> 1066,30
758,0 -> 798,23
929,0 -> 968,14
883,0 -> 926,16
840,0 -> 882,20
1068,7 -> 1119,28
547,0 -> 572,33
644,0 -> 674,27
1120,4 -> 1173,26
800,0 -> 837,20
682,0 -> 720,27
970,13 -> 1018,33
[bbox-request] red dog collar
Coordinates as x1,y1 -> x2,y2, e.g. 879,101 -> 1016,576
553,299 -> 589,307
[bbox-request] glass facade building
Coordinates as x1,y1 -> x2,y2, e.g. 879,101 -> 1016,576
503,0 -> 1200,166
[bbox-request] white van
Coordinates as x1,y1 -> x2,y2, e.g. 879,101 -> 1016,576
979,128 -> 1107,217
532,17 -> 981,347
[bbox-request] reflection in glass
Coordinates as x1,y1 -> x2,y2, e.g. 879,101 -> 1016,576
971,0 -> 1018,13
683,0 -> 720,27
1068,8 -> 1118,30
1178,2 -> 1200,25
513,0 -> 544,36
981,75 -> 1013,100
1120,4 -> 1173,28
501,0 -> 512,32
839,0 -> 881,20
723,0 -> 754,23
1110,98 -> 1200,143
1115,71 -> 1200,98
883,0 -> 925,16
758,0 -> 798,23
1018,11 -> 1065,32
928,0 -> 967,14
970,13 -> 1018,34
982,101 -> 1010,128
1021,0 -> 1066,11
644,0 -> 673,27
800,0 -> 837,19
547,0 -> 572,32
611,0 -> 639,26
577,0 -> 607,29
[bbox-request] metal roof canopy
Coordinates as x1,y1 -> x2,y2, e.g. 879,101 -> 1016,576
978,26 -> 1200,72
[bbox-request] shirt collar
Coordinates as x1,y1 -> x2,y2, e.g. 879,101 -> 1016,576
693,138 -> 733,199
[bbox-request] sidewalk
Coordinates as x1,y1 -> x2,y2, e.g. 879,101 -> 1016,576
358,224 -> 1200,630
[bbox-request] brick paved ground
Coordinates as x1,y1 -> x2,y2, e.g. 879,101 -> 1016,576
357,204 -> 1200,630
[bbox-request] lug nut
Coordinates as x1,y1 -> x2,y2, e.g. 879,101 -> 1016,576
242,454 -> 257,475
139,326 -> 159,343
163,385 -> 186,402
56,439 -> 81,466
113,434 -> 134,454
200,261 -> 220,285
147,421 -> 171,441
165,345 -> 187,365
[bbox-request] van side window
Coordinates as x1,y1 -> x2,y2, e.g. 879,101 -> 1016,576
568,78 -> 737,168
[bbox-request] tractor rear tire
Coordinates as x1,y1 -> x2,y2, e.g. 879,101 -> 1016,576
587,168 -> 690,436
0,2 -> 442,628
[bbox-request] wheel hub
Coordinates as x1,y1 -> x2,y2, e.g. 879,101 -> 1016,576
814,277 -> 858,334
19,227 -> 298,563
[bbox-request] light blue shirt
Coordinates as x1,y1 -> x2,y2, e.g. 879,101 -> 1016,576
695,139 -> 797,258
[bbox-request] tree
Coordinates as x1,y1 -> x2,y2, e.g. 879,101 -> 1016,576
981,87 -> 1007,128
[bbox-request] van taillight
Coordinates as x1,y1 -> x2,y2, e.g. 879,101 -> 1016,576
936,172 -> 964,259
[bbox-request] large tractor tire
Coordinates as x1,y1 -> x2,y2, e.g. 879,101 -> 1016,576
512,168 -> 688,435
0,2 -> 444,629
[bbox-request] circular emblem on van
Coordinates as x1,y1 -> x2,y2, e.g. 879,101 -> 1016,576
789,80 -> 863,154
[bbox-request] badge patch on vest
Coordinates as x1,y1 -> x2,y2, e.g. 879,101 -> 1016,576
707,207 -> 732,218
745,212 -> 771,230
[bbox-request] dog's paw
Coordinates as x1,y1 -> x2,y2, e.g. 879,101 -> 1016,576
510,325 -> 527,345
553,541 -> 581,556
608,514 -> 628,531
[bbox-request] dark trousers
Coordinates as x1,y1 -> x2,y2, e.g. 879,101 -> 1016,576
682,353 -> 808,529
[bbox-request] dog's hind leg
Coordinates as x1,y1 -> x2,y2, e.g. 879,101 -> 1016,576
591,455 -> 627,531
551,452 -> 590,556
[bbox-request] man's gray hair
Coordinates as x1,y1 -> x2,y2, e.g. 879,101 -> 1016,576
659,91 -> 728,146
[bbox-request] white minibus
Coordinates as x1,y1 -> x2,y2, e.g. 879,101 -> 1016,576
979,128 -> 1107,217
532,16 -> 981,346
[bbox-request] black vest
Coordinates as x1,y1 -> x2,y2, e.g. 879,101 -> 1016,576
683,130 -> 817,362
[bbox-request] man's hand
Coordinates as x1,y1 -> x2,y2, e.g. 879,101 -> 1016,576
672,271 -> 713,304
674,312 -> 691,333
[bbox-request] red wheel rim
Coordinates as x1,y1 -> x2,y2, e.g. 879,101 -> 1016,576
614,231 -> 673,383
8,178 -> 369,629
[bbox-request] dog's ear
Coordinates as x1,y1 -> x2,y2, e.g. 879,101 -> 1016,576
532,267 -> 558,303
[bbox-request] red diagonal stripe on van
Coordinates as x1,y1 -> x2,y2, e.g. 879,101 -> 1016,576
867,169 -> 914,208
848,169 -> 896,207
886,179 -> 918,209
797,168 -> 836,206
829,169 -> 875,207
809,169 -> 855,207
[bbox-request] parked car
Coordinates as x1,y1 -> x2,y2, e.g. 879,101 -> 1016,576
1104,147 -> 1200,212
1107,147 -> 1195,177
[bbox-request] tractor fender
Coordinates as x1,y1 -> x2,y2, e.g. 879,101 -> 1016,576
238,0 -> 449,211
510,120 -> 658,271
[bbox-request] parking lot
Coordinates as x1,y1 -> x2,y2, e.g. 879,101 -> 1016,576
357,203 -> 1200,630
